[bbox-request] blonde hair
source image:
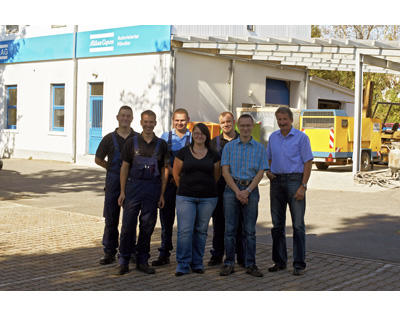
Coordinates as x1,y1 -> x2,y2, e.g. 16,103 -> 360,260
219,111 -> 234,120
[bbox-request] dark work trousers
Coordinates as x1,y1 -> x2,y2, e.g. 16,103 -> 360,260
102,132 -> 125,257
158,176 -> 177,258
102,171 -> 122,256
118,179 -> 161,265
210,179 -> 244,263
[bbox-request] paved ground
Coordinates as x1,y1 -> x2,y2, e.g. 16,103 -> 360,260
0,158 -> 400,290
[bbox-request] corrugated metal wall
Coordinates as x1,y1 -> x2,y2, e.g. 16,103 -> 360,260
171,25 -> 311,39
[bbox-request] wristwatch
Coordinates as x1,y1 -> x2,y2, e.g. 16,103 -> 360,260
246,187 -> 252,193
302,183 -> 307,190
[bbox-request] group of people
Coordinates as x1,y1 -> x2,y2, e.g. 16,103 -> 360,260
95,105 -> 313,277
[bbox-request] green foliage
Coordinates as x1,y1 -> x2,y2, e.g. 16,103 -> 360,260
310,25 -> 400,122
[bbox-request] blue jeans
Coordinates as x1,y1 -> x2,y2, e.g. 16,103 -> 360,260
270,173 -> 306,270
175,195 -> 218,274
223,185 -> 260,268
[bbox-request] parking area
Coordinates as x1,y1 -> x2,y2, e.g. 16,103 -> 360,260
0,158 -> 400,290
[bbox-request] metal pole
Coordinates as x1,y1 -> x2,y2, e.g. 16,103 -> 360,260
352,53 -> 363,175
229,59 -> 235,113
169,48 -> 176,129
72,25 -> 78,163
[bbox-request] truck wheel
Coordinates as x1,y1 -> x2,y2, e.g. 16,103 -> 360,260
361,151 -> 371,171
316,162 -> 329,170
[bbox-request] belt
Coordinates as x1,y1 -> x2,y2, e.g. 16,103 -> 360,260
233,178 -> 252,186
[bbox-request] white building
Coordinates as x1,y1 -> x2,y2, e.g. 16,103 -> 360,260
0,25 -> 354,164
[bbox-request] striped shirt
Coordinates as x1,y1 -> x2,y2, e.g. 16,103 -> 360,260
221,137 -> 269,180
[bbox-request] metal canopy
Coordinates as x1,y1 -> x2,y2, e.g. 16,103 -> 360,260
172,34 -> 400,74
172,34 -> 400,175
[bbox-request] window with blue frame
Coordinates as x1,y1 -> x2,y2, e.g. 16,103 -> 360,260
51,84 -> 65,131
6,86 -> 17,129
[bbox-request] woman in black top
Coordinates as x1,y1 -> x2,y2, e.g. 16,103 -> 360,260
173,123 -> 220,276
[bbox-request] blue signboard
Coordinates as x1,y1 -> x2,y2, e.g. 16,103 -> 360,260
76,25 -> 171,58
0,33 -> 74,63
0,25 -> 171,64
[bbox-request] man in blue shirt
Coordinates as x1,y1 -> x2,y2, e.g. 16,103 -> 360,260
266,107 -> 313,276
152,108 -> 192,266
220,114 -> 268,277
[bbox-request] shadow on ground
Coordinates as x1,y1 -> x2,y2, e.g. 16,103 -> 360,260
0,168 -> 105,200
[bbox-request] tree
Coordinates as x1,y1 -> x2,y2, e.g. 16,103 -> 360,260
310,25 -> 400,122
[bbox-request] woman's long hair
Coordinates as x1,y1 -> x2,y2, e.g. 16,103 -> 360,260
190,123 -> 211,152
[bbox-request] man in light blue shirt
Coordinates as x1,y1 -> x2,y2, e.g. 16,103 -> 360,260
266,107 -> 313,276
152,108 -> 192,266
220,114 -> 268,277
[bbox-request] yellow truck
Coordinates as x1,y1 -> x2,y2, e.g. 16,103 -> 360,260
300,109 -> 382,171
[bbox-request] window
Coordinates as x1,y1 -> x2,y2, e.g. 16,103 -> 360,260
6,25 -> 19,34
246,25 -> 255,32
318,99 -> 341,110
6,86 -> 17,129
51,84 -> 65,131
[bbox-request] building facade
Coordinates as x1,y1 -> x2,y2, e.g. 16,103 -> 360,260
0,25 -> 353,164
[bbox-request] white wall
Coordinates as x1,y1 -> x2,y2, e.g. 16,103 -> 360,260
308,80 -> 355,116
0,52 -> 171,162
0,60 -> 74,160
75,52 -> 171,161
175,51 -> 308,124
233,60 -> 306,111
175,51 -> 231,122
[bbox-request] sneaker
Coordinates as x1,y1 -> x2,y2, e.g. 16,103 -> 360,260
219,265 -> 234,276
246,265 -> 263,277
99,254 -> 116,265
151,256 -> 170,266
192,269 -> 205,274
136,263 -> 156,274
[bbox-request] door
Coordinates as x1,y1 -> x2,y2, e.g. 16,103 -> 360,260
265,79 -> 290,106
88,83 -> 104,154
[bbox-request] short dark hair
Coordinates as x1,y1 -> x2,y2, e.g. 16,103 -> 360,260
141,110 -> 156,120
191,123 -> 211,150
118,105 -> 133,115
173,108 -> 189,119
238,114 -> 254,124
275,106 -> 293,120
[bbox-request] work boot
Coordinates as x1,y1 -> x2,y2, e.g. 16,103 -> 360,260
219,265 -> 234,276
246,265 -> 263,277
99,253 -> 116,265
208,256 -> 223,266
268,264 -> 287,272
116,264 -> 129,275
151,256 -> 170,266
136,263 -> 156,274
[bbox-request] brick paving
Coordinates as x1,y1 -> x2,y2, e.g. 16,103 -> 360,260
1,200 -> 399,291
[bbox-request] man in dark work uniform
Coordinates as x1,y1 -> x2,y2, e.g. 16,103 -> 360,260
95,105 -> 138,265
116,110 -> 169,275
